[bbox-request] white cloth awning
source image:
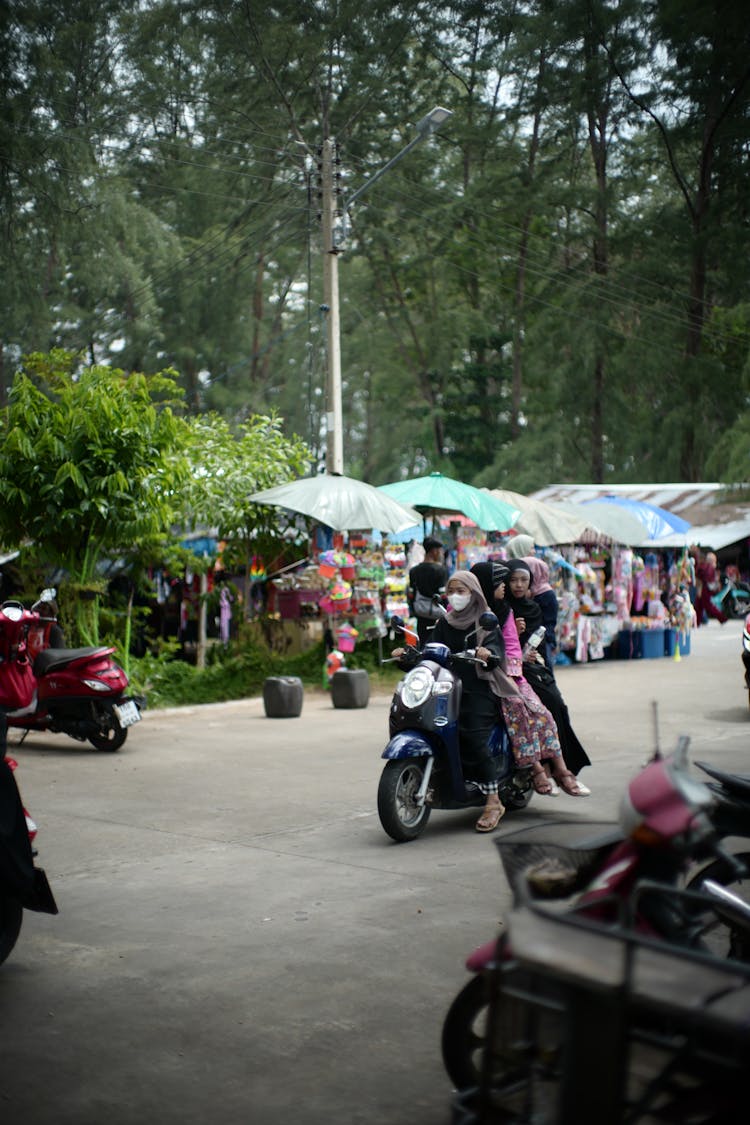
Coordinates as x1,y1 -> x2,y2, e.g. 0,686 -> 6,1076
652,519 -> 750,551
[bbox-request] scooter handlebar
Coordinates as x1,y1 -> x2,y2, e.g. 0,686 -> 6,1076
710,840 -> 749,879
451,650 -> 488,668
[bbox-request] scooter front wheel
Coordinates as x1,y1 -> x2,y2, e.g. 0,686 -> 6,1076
442,974 -> 489,1089
377,759 -> 431,842
730,593 -> 750,618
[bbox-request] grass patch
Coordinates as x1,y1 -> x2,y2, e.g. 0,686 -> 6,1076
128,634 -> 402,709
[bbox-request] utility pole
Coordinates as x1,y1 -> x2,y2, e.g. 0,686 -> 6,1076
318,109 -> 451,478
320,138 -> 343,475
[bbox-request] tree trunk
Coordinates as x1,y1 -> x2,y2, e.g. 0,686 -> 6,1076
196,570 -> 207,670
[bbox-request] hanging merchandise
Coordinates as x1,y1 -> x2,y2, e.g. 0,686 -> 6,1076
324,649 -> 346,686
219,586 -> 233,645
272,563 -> 326,620
335,622 -> 359,653
611,549 -> 634,622
383,545 -> 410,621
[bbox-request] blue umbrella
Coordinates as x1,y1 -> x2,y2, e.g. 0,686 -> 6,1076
584,495 -> 691,540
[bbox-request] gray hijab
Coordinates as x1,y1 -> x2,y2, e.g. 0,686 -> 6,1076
444,571 -> 520,700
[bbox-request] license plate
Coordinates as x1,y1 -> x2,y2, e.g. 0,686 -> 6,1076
114,700 -> 141,728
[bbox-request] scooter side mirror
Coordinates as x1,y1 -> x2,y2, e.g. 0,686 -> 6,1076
478,611 -> 499,629
430,595 -> 448,617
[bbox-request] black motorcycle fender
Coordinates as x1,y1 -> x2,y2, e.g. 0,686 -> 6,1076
1,761 -> 58,914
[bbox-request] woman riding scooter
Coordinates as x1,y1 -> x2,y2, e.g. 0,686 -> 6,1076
394,570 -> 585,830
393,571 -> 509,832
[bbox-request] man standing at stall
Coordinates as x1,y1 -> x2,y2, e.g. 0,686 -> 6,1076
408,536 -> 448,645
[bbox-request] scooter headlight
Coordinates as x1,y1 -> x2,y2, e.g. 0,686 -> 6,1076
400,667 -> 434,710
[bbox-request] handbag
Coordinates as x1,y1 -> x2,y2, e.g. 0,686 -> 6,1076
413,590 -> 441,618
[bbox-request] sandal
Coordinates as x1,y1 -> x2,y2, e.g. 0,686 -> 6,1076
556,771 -> 590,797
475,802 -> 505,833
532,765 -> 558,796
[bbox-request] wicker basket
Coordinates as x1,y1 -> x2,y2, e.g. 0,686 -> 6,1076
494,820 -> 621,902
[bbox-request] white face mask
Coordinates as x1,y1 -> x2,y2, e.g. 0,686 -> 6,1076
448,592 -> 471,612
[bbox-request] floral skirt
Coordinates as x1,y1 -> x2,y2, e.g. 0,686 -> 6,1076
500,678 -> 562,767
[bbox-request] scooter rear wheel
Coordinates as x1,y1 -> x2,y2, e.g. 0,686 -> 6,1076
377,759 -> 431,842
0,895 -> 23,966
89,725 -> 127,752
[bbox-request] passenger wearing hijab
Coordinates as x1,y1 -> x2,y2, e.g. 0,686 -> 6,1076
504,533 -> 535,560
523,556 -> 558,674
505,560 -> 591,787
470,562 -> 587,798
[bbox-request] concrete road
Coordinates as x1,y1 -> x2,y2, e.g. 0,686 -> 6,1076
0,620 -> 747,1125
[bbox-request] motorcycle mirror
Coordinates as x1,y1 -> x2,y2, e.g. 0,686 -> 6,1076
431,594 -> 448,617
478,611 -> 498,628
39,587 -> 57,603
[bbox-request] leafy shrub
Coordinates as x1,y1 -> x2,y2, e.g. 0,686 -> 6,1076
128,636 -> 328,709
127,632 -> 402,709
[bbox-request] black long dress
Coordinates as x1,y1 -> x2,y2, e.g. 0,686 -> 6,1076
427,616 -> 505,786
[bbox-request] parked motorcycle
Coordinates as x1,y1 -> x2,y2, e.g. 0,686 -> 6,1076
743,610 -> 750,708
1,738 -> 58,965
452,868 -> 750,1124
685,756 -> 750,956
442,737 -> 749,1091
0,593 -> 143,752
377,613 -> 533,843
711,573 -> 750,619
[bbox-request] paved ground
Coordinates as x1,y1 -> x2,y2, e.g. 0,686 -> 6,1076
0,619 -> 746,1125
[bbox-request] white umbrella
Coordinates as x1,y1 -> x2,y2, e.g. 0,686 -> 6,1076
248,473 -> 421,533
486,489 -> 589,546
553,500 -> 648,545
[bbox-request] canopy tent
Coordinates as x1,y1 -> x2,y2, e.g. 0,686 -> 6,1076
486,489 -> 590,546
583,495 -> 690,540
648,518 -> 750,551
552,500 -> 648,546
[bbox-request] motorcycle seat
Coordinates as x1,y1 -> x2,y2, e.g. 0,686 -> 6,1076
34,646 -> 113,676
695,759 -> 750,797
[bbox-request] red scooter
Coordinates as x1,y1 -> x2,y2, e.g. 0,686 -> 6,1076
1,742 -> 58,965
0,593 -> 142,751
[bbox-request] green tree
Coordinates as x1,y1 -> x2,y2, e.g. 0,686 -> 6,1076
0,349 -> 189,643
180,412 -> 311,615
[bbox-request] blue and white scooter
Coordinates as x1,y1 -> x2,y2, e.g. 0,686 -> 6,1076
377,611 -> 533,843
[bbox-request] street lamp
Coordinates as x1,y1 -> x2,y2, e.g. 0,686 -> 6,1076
320,106 -> 452,475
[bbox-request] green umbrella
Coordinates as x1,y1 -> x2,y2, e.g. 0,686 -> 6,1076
378,473 -> 520,532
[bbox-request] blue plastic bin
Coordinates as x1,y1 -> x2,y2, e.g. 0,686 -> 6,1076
641,628 -> 665,659
664,629 -> 691,657
618,630 -> 642,659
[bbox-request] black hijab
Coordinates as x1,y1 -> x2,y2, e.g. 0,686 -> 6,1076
504,559 -> 544,640
470,562 -> 512,626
